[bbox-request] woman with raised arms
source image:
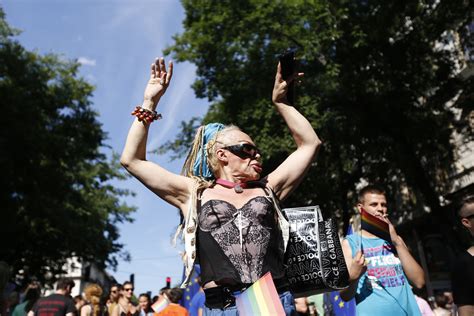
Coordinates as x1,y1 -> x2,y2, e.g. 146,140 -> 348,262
121,57 -> 321,315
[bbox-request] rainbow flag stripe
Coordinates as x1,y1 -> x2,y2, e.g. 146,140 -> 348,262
151,296 -> 169,313
235,272 -> 285,316
361,208 -> 391,241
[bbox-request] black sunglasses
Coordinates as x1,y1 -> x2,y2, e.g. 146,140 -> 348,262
223,143 -> 261,160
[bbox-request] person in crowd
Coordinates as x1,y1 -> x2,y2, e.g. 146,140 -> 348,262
74,295 -> 86,315
12,287 -> 40,316
451,196 -> 474,316
151,289 -> 166,316
339,185 -> 425,315
412,287 -> 434,316
6,291 -> 20,316
158,288 -> 168,297
137,294 -> 153,316
442,291 -> 456,316
121,55 -> 320,315
294,297 -> 308,315
433,293 -> 452,316
18,281 -> 41,305
81,284 -> 105,316
28,278 -> 76,316
151,287 -> 169,316
106,284 -> 121,316
112,282 -> 138,316
306,294 -> 324,316
156,289 -> 188,316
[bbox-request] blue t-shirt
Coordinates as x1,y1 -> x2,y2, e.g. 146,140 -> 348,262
346,234 -> 421,316
188,291 -> 205,316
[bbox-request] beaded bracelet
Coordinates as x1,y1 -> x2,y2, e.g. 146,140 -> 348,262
131,106 -> 162,124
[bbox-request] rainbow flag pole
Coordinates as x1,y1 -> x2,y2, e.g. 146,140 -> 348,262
235,272 -> 285,316
360,208 -> 391,241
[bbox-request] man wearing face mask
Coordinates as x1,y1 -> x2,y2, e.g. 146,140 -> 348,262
339,185 -> 425,316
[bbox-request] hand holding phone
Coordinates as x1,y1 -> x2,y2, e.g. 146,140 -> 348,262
279,48 -> 297,105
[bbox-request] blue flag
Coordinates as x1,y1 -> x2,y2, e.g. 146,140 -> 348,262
327,220 -> 356,316
327,291 -> 356,316
180,264 -> 201,310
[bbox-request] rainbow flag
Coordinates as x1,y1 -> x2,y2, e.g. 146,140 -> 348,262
361,208 -> 391,241
151,296 -> 169,313
235,272 -> 285,316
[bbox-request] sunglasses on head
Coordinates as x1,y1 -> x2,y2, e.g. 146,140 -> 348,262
222,143 -> 260,160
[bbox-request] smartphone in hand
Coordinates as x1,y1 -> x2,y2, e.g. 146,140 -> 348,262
279,48 -> 297,105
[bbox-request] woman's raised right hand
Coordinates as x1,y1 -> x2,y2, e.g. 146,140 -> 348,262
143,57 -> 173,109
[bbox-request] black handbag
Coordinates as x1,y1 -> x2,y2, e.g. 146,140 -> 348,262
283,206 -> 349,298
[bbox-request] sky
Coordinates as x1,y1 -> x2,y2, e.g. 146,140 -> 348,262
1,0 -> 209,295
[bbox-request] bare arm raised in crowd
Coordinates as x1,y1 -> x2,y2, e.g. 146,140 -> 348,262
267,63 -> 321,201
120,58 -> 194,213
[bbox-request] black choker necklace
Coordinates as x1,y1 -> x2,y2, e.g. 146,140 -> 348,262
216,178 -> 248,193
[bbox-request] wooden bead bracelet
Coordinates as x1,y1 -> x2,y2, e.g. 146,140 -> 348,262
131,106 -> 162,124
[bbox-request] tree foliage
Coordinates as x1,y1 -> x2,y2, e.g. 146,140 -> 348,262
0,8 -> 135,283
166,0 -> 473,227
163,0 -> 473,232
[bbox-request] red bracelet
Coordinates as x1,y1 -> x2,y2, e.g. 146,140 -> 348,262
131,106 -> 162,124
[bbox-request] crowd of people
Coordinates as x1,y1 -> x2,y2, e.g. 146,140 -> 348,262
0,265 -> 470,316
2,278 -> 199,316
2,54 -> 472,316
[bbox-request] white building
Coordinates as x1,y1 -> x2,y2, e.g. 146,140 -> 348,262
45,257 -> 116,297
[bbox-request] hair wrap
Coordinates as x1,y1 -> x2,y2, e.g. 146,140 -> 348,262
192,122 -> 225,179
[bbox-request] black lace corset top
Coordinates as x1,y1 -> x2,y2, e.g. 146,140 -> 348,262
197,195 -> 286,287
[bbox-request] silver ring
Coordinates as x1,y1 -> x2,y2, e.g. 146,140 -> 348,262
159,79 -> 165,85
